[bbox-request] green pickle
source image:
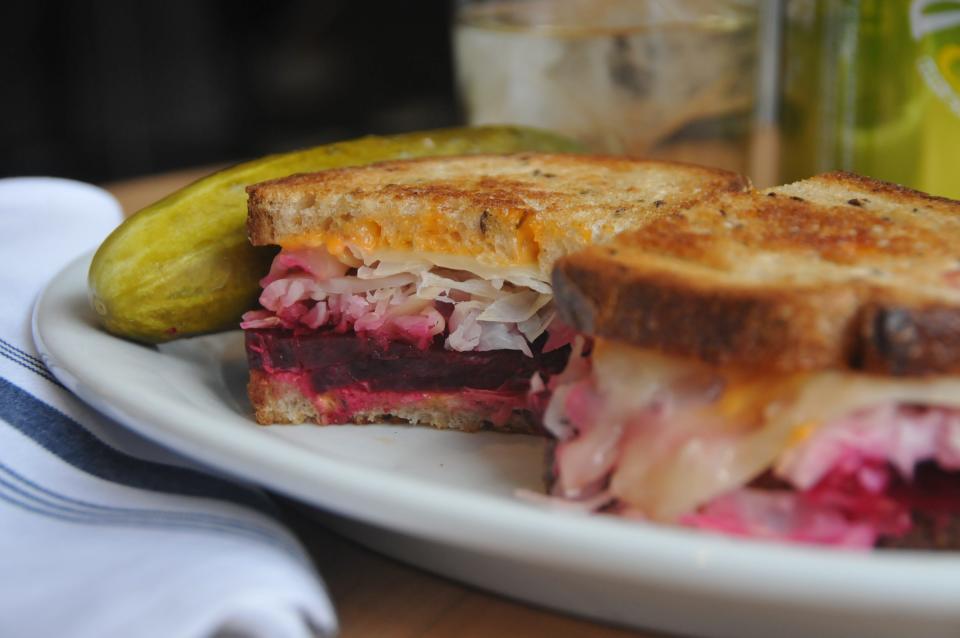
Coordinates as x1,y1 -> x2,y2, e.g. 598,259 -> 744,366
89,125 -> 581,343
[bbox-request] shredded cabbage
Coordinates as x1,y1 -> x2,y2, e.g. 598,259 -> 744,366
477,290 -> 550,322
353,248 -> 549,290
241,246 -> 559,356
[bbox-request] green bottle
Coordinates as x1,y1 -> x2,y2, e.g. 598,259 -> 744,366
914,0 -> 960,197
780,0 -> 960,198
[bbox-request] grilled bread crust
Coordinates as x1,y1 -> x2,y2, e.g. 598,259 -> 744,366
247,369 -> 539,433
247,153 -> 750,276
554,172 -> 960,375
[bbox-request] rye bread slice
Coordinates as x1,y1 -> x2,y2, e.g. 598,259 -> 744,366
247,369 -> 540,433
553,172 -> 960,375
247,153 -> 750,277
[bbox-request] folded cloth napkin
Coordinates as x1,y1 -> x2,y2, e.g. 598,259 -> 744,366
0,178 -> 336,638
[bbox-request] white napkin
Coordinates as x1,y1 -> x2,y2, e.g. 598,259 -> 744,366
0,178 -> 337,638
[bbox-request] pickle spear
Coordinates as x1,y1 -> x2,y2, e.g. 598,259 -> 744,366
89,125 -> 581,343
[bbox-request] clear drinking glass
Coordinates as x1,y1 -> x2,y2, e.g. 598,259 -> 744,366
453,0 -> 760,174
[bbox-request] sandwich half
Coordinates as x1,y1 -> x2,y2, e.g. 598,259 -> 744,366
241,153 -> 748,432
548,172 -> 960,548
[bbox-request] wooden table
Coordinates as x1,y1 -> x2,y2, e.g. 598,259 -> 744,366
104,168 -> 659,638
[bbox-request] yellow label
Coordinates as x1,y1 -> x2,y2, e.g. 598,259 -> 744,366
938,43 -> 960,92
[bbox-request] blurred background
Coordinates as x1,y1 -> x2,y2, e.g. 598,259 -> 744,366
2,0 -> 958,197
0,1 -> 458,184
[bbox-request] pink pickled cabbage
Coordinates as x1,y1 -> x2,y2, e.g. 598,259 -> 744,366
541,336 -> 592,439
541,319 -> 578,353
681,404 -> 960,547
541,347 -> 960,546
260,247 -> 348,286
680,465 -> 906,548
554,379 -> 622,498
244,281 -> 443,349
242,247 -> 561,355
777,404 -> 960,489
678,450 -> 960,547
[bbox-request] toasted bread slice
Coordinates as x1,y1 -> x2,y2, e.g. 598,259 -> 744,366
554,172 -> 960,375
247,153 -> 749,276
247,370 -> 539,433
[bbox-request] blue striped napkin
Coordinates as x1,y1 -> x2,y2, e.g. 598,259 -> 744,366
0,178 -> 336,638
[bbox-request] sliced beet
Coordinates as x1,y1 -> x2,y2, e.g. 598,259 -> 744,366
246,328 -> 570,393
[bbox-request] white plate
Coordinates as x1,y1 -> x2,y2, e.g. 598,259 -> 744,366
34,255 -> 960,638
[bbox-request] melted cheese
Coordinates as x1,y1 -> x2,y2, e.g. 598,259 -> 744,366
355,247 -> 549,291
284,214 -> 545,267
586,340 -> 960,522
281,220 -> 551,286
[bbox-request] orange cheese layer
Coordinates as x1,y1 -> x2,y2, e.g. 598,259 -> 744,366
279,209 -> 589,266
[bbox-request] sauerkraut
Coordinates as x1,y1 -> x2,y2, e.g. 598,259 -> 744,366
241,246 -> 566,356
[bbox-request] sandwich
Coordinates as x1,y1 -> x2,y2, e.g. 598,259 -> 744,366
547,172 -> 960,549
241,153 -> 748,432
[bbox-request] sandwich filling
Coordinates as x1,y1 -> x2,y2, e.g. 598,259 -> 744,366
242,246 -> 573,425
545,339 -> 960,548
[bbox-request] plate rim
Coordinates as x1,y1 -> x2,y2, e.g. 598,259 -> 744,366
33,254 -> 960,618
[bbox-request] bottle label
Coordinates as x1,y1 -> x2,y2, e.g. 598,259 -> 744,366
911,0 -> 960,115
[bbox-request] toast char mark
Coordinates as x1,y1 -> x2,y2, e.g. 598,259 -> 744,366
554,172 -> 960,375
246,153 -> 750,276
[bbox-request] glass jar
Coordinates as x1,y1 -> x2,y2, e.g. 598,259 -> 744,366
453,0 -> 760,174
